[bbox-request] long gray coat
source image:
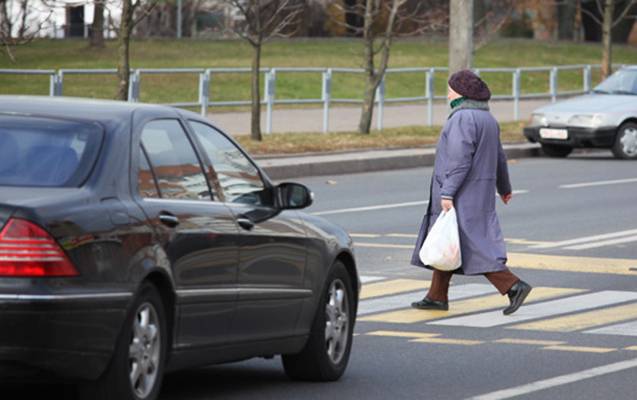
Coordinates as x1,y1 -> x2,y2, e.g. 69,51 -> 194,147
411,102 -> 512,275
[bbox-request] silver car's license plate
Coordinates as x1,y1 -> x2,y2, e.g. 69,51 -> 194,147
539,128 -> 568,140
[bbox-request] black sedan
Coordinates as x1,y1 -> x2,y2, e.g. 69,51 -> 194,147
0,96 -> 359,400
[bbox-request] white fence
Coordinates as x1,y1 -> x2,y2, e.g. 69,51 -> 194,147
0,64 -> 619,133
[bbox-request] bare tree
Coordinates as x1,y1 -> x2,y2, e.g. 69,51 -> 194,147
580,0 -> 636,79
449,0 -> 473,74
334,0 -> 447,134
473,0 -> 515,50
91,0 -> 106,47
220,0 -> 303,141
116,0 -> 158,100
0,0 -> 51,61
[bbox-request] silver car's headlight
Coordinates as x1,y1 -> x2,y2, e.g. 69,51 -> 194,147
530,113 -> 548,126
568,114 -> 604,128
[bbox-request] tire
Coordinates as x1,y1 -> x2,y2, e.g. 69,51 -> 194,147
541,143 -> 573,158
611,122 -> 637,160
282,261 -> 355,382
78,283 -> 168,400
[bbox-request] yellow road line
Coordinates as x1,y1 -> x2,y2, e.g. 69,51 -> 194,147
542,345 -> 616,354
508,252 -> 637,276
510,303 -> 637,332
359,287 -> 583,324
360,279 -> 429,300
494,338 -> 566,346
366,330 -> 439,339
625,346 -> 637,351
411,337 -> 483,346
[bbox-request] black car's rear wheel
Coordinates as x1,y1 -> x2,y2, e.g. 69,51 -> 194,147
541,143 -> 573,158
282,261 -> 354,381
78,283 -> 167,400
611,122 -> 637,160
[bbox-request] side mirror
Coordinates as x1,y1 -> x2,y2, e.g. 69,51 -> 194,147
276,182 -> 313,210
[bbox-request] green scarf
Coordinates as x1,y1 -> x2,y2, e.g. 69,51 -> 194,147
450,96 -> 467,109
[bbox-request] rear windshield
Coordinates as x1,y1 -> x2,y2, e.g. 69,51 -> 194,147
0,115 -> 103,187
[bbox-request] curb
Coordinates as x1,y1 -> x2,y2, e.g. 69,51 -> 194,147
259,143 -> 542,180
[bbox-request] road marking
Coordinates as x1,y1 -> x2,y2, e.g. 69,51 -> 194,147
360,275 -> 386,284
386,233 -> 418,238
312,200 -> 428,216
494,338 -> 565,346
542,345 -> 616,354
626,346 -> 637,351
585,320 -> 637,337
350,233 -> 382,238
411,337 -> 483,346
360,287 -> 582,324
468,357 -> 637,400
565,234 -> 637,250
358,283 -> 495,316
366,330 -> 439,339
505,238 -> 553,246
560,177 -> 637,189
507,252 -> 637,276
355,242 -> 413,249
529,228 -> 637,249
431,291 -> 637,328
511,303 -> 637,332
360,279 -> 428,300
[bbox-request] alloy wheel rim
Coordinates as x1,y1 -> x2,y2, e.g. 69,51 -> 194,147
129,302 -> 161,399
620,128 -> 637,156
324,279 -> 350,364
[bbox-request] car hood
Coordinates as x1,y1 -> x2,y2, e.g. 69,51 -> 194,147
535,94 -> 636,114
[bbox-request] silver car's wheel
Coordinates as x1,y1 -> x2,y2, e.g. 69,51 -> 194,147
325,279 -> 350,365
129,303 -> 161,399
612,123 -> 637,160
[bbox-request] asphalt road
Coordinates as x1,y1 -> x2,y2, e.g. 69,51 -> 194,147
5,150 -> 637,400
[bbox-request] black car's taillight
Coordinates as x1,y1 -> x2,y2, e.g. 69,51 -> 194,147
0,218 -> 79,277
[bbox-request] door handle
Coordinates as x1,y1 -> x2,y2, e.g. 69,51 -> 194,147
159,212 -> 180,228
237,217 -> 255,231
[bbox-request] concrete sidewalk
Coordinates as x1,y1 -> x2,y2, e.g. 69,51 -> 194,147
257,143 -> 541,180
209,99 -> 550,136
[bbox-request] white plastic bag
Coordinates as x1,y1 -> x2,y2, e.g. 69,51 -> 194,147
419,208 -> 462,271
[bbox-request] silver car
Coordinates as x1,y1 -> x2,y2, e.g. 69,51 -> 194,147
524,66 -> 637,159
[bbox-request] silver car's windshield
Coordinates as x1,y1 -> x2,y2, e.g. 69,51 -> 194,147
593,69 -> 637,95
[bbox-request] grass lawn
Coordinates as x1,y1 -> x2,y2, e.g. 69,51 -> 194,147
235,121 -> 527,155
1,38 -> 636,106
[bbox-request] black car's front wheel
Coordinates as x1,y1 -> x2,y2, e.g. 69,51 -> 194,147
282,261 -> 355,381
541,143 -> 573,158
612,122 -> 637,160
78,283 -> 167,400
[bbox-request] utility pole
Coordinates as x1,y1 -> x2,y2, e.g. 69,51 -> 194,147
449,0 -> 474,74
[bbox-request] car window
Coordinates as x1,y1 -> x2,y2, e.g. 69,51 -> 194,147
188,121 -> 268,206
138,147 -> 160,198
594,69 -> 637,95
141,119 -> 211,201
0,116 -> 102,187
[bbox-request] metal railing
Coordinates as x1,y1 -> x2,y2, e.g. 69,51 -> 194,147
0,64 -> 620,133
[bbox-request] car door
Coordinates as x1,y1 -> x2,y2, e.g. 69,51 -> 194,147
134,118 -> 241,348
186,120 -> 311,341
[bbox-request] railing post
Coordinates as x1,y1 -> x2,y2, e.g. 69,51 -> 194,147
322,68 -> 332,134
584,64 -> 592,93
426,68 -> 434,127
265,69 -> 276,135
376,75 -> 385,131
474,68 -> 481,77
128,70 -> 140,102
550,67 -> 558,103
50,72 -> 63,96
199,70 -> 210,116
513,69 -> 521,121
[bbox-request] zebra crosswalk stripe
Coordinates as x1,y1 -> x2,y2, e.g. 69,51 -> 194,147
585,320 -> 637,337
430,290 -> 637,328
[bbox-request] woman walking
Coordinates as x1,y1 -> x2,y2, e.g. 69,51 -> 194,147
411,69 -> 532,315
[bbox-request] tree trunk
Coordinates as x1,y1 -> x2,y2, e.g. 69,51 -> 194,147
90,0 -> 105,48
358,0 -> 376,134
601,0 -> 614,80
250,43 -> 263,141
449,0 -> 474,74
557,0 -> 577,40
359,73 -> 378,134
116,0 -> 132,101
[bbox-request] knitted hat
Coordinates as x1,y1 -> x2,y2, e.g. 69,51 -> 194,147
448,69 -> 491,101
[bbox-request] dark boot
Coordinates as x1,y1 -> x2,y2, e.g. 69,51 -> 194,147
411,297 -> 449,311
503,281 -> 532,315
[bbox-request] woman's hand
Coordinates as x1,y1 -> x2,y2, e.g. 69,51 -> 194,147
441,199 -> 454,212
500,193 -> 513,205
